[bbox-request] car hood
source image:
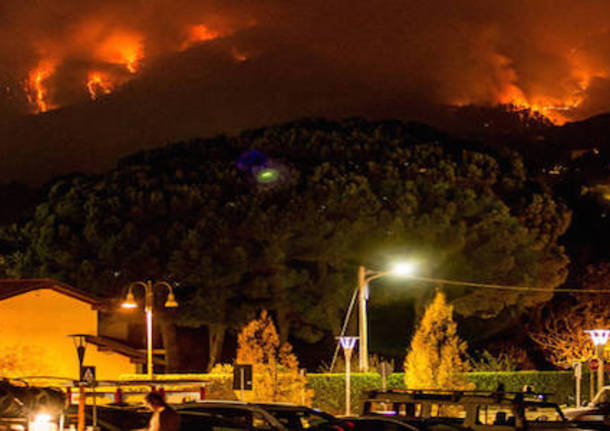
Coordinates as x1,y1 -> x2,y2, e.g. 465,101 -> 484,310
563,406 -> 595,419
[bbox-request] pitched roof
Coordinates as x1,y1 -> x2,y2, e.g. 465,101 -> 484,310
0,278 -> 102,306
84,335 -> 166,365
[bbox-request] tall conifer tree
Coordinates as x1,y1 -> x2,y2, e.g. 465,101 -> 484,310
404,291 -> 472,390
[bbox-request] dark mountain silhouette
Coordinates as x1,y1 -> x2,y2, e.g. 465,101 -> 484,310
0,31 -> 609,185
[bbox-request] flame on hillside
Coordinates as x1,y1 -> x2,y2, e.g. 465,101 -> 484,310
95,31 -> 144,74
15,3 -> 610,123
231,47 -> 248,62
451,50 -> 609,125
86,72 -> 114,100
25,61 -> 55,113
20,21 -> 230,113
181,24 -> 221,50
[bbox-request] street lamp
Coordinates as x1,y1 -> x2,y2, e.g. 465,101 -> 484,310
358,262 -> 415,372
69,334 -> 88,379
586,329 -> 610,393
338,336 -> 358,416
68,334 -> 89,431
121,279 -> 179,379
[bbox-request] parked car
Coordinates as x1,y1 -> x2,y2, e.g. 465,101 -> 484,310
564,386 -> 610,423
174,401 -> 289,430
252,403 -> 349,430
76,404 -> 261,431
180,411 -> 260,431
360,389 -> 593,430
343,416 -> 420,431
175,401 -> 347,431
71,404 -> 149,431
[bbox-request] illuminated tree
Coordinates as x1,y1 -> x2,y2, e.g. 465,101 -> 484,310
471,346 -> 533,372
528,298 -> 609,369
404,291 -> 471,390
236,310 -> 311,404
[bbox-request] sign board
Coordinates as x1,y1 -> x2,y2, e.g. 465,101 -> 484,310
233,364 -> 253,390
588,358 -> 600,371
81,366 -> 96,385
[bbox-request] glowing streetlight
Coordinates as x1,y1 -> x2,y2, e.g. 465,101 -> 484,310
586,329 -> 610,393
358,262 -> 416,372
392,262 -> 417,276
338,336 -> 358,416
121,280 -> 178,379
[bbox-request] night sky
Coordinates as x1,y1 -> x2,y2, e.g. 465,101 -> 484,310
2,0 -> 610,183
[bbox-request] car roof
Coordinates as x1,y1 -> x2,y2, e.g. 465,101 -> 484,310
175,401 -> 251,408
179,411 -> 253,429
176,401 -> 310,410
252,403 -> 311,410
173,402 -> 288,430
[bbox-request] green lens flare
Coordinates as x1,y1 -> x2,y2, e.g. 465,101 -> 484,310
256,168 -> 279,183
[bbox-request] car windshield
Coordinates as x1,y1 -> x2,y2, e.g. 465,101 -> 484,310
177,407 -> 275,430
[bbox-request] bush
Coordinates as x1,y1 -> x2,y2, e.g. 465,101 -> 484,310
465,371 -> 576,405
122,370 -> 586,413
308,373 -> 406,415
308,371 -> 581,414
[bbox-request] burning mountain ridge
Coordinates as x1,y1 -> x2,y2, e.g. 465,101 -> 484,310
2,0 -> 610,125
20,23 -> 239,113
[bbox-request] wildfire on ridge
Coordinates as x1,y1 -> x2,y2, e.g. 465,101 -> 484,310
21,17 -> 243,114
497,87 -> 573,125
181,24 -> 221,51
231,47 -> 248,62
25,62 -> 55,113
496,71 -> 609,125
86,72 -> 114,100
95,31 -> 144,74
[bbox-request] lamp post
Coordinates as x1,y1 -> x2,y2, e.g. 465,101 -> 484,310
338,336 -> 358,416
68,335 -> 88,431
69,334 -> 88,378
586,329 -> 610,394
358,262 -> 415,372
121,279 -> 179,379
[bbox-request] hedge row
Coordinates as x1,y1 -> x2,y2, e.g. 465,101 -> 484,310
122,370 -> 591,415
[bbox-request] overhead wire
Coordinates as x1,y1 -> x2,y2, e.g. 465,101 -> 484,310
407,275 -> 610,294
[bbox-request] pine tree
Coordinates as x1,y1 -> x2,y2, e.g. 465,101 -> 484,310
404,291 -> 472,390
236,310 -> 312,404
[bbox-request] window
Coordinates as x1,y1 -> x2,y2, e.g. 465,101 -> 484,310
429,403 -> 465,419
476,406 -> 515,425
252,412 -> 274,430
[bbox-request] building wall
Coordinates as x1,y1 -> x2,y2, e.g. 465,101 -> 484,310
0,289 -> 137,380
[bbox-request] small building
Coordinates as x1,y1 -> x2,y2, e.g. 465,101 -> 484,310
0,279 -> 154,380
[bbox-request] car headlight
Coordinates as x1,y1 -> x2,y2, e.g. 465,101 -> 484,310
29,413 -> 56,431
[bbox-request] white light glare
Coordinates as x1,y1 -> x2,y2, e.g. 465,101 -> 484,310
392,262 -> 416,276
30,413 -> 54,431
586,329 -> 610,346
338,336 -> 359,350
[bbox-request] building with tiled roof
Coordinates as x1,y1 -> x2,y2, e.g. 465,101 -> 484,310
0,279 -> 161,380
